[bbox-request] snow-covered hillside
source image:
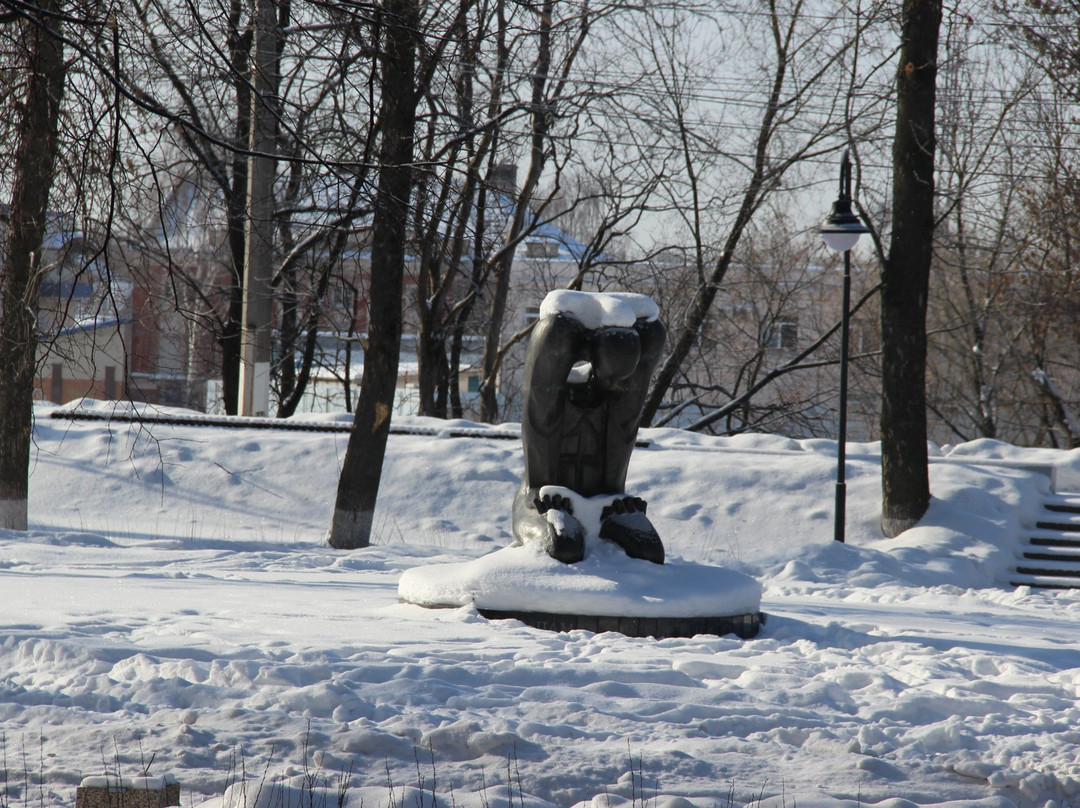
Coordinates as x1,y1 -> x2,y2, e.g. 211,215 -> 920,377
3,401 -> 1080,808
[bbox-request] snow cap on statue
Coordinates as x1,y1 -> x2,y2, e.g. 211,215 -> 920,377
539,290 -> 659,329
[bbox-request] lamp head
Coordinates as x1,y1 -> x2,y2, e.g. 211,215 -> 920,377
819,149 -> 870,252
821,202 -> 870,252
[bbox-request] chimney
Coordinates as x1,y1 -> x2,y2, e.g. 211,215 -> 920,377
489,163 -> 518,195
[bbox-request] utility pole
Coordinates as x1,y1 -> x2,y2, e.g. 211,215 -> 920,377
239,0 -> 278,417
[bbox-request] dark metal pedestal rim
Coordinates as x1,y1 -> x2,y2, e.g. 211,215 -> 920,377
477,609 -> 764,639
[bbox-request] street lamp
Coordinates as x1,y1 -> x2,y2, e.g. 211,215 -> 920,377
820,148 -> 870,543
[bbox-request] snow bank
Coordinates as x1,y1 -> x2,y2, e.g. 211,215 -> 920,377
6,403 -> 1080,808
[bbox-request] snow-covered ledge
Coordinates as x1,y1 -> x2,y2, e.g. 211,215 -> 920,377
76,775 -> 179,808
1053,455 -> 1080,493
933,438 -> 1080,494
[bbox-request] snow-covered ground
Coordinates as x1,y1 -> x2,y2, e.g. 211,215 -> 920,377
4,400 -> 1080,808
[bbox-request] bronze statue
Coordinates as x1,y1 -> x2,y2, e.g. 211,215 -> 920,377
512,291 -> 666,565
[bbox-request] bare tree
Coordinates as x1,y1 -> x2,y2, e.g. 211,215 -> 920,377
0,0 -> 66,530
476,0 -> 593,423
994,0 -> 1080,447
666,214 -> 875,437
628,0 -> 886,427
997,0 -> 1080,103
880,0 -> 941,537
401,0 -> 650,423
1012,85 -> 1080,447
329,0 -> 419,549
924,17 -> 1034,445
409,0 -> 504,418
123,0 -> 258,414
121,0 -> 379,417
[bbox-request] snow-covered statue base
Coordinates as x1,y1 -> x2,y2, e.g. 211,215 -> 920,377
399,290 -> 763,639
397,539 -> 763,639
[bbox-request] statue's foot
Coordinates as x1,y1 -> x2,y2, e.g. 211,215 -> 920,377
599,497 -> 664,564
530,492 -> 586,564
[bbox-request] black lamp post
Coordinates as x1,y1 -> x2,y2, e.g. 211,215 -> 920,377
820,148 -> 870,544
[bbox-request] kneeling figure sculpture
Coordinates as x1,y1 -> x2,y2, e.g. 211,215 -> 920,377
512,290 -> 666,565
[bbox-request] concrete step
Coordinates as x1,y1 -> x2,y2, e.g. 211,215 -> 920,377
1044,501 -> 1080,515
1022,550 -> 1080,564
1034,520 -> 1080,533
1009,497 -> 1080,589
1029,534 -> 1080,548
1015,564 -> 1080,579
1008,572 -> 1080,590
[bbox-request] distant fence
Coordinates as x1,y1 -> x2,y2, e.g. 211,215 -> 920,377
47,407 -> 659,447
48,407 -> 522,440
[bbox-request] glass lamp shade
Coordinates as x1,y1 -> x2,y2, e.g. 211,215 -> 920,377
821,228 -> 863,253
819,199 -> 870,253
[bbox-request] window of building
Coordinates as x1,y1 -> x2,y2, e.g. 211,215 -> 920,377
764,319 -> 798,350
327,282 -> 350,312
525,240 -> 560,258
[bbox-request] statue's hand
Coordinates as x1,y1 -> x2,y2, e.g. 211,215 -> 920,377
587,327 -> 640,391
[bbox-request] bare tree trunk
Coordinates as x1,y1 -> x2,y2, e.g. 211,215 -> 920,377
275,147 -> 305,413
478,0 -> 572,424
329,0 -> 417,549
478,0 -> 553,423
0,1 -> 66,530
880,0 -> 941,537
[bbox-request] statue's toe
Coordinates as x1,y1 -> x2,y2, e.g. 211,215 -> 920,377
543,509 -> 585,564
599,510 -> 664,564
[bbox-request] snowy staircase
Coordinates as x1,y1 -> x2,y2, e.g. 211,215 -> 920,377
1010,494 -> 1080,589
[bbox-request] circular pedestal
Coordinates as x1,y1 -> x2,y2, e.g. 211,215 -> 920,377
476,609 -> 763,639
398,542 -> 763,639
